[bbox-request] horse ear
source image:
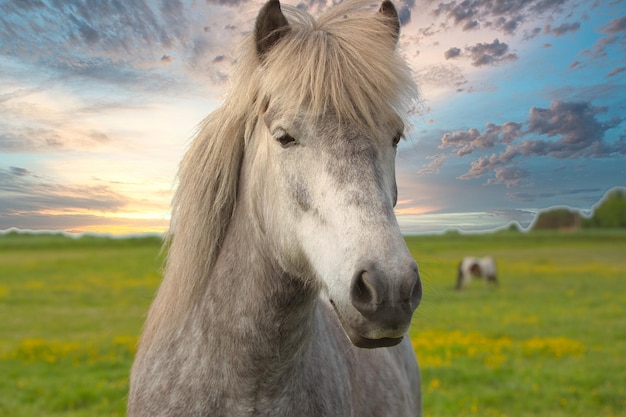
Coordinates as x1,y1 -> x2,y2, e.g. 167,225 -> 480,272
255,0 -> 290,58
378,0 -> 400,43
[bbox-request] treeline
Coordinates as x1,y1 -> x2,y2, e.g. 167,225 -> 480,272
0,229 -> 163,249
532,188 -> 626,231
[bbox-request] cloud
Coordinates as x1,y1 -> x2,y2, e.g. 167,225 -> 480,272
0,166 -> 128,216
582,16 -> 626,59
205,0 -> 250,5
439,39 -> 519,69
568,60 -> 581,70
526,101 -> 622,156
440,122 -> 523,156
51,56 -> 162,87
507,188 -> 603,203
607,66 -> 626,77
1,1 -> 173,55
438,100 -> 626,187
0,163 -> 174,231
0,0 -> 243,88
417,154 -> 447,174
486,166 -> 530,188
430,0 -> 571,35
466,39 -> 517,66
522,26 -> 542,40
544,21 -> 580,36
415,63 -> 467,91
431,1 -> 480,27
0,91 -> 123,154
8,132 -> 98,157
0,0 -> 584,94
492,15 -> 524,34
603,16 -> 626,34
9,166 -> 31,177
444,47 -> 461,59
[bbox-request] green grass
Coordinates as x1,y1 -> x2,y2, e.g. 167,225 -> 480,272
1,230 -> 625,416
407,230 -> 626,417
0,233 -> 163,417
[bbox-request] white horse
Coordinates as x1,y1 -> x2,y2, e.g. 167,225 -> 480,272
128,1 -> 422,416
456,256 -> 498,290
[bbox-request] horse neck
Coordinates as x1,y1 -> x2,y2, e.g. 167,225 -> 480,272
201,198 -> 320,371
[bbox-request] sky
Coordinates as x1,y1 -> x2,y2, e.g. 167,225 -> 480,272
0,0 -> 625,235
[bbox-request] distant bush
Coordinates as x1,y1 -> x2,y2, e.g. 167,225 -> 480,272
530,187 -> 626,231
582,188 -> 626,229
506,222 -> 522,232
0,230 -> 163,249
532,208 -> 581,231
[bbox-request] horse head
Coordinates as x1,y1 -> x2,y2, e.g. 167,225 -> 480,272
244,0 -> 421,348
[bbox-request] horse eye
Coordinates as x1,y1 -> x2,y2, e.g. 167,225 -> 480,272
277,133 -> 296,148
392,132 -> 403,147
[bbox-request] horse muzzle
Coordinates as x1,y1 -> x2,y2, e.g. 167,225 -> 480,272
332,259 -> 422,349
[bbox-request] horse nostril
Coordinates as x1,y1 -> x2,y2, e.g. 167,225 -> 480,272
409,266 -> 422,310
350,270 -> 382,317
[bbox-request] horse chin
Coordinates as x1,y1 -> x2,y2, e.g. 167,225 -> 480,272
345,329 -> 404,349
329,299 -> 405,349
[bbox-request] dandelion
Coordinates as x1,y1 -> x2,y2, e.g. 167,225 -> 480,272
3,336 -> 139,365
521,336 -> 585,358
428,378 -> 440,390
484,353 -> 508,369
411,330 -> 584,369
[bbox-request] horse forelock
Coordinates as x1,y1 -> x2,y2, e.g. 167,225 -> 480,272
258,0 -> 418,136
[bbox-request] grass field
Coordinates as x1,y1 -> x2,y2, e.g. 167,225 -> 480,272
0,230 -> 624,416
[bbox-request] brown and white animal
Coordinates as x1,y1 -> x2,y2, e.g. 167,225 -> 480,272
456,256 -> 498,290
128,1 -> 422,416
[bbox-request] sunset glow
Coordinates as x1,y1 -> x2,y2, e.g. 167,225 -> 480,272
1,0 -> 624,235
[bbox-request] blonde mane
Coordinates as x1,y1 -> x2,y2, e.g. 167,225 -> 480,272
140,0 -> 418,345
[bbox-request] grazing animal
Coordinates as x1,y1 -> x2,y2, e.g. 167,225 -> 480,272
456,256 -> 498,290
127,1 -> 423,416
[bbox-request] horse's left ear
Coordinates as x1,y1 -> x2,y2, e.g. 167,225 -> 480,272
255,0 -> 291,59
379,0 -> 400,43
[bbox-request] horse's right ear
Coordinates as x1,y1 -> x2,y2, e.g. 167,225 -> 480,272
255,0 -> 290,59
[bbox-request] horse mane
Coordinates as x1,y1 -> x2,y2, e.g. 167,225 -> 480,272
140,0 -> 418,345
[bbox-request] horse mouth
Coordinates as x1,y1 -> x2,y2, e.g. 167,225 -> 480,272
346,330 -> 404,348
329,299 -> 405,349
